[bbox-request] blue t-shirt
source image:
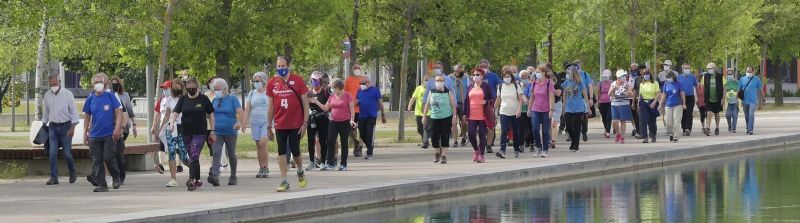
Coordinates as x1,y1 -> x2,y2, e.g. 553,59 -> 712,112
82,91 -> 122,138
484,71 -> 502,95
677,73 -> 698,96
739,76 -> 762,105
356,87 -> 382,119
562,80 -> 587,113
579,71 -> 594,91
423,74 -> 455,103
663,81 -> 683,107
212,95 -> 242,136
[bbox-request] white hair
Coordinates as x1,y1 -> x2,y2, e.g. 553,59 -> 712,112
253,72 -> 269,84
212,78 -> 229,95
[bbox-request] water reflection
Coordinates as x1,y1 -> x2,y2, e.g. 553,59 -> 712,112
284,149 -> 800,223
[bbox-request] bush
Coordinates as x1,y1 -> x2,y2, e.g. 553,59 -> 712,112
0,161 -> 26,179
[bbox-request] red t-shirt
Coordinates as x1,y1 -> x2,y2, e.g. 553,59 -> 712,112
267,74 -> 309,129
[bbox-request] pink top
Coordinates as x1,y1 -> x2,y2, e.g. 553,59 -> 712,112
328,92 -> 353,122
468,87 -> 485,120
598,81 -> 612,103
530,80 -> 555,113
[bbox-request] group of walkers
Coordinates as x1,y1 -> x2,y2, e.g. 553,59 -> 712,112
40,56 -> 764,193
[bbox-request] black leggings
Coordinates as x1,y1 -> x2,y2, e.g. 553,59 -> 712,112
307,115 -> 329,163
358,118 -> 377,155
565,113 -> 584,149
326,120 -> 351,166
276,129 -> 301,157
415,115 -> 430,143
599,103 -> 611,133
682,96 -> 696,131
429,116 -> 452,148
519,113 -> 532,146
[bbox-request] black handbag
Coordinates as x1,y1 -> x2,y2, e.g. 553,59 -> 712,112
33,124 -> 49,145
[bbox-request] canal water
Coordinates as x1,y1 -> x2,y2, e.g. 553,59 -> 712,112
285,147 -> 800,223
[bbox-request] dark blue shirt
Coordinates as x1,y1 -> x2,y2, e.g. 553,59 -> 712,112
663,81 -> 683,107
356,87 -> 382,119
484,71 -> 501,95
677,73 -> 698,96
82,91 -> 122,138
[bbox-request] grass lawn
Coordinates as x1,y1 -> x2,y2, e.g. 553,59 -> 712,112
760,103 -> 800,111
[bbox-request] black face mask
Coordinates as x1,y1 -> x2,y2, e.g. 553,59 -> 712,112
186,88 -> 197,95
112,83 -> 122,92
171,88 -> 183,96
457,71 -> 464,77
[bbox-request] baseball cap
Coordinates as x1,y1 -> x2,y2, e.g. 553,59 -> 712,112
159,80 -> 172,89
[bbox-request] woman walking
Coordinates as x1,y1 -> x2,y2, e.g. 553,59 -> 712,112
637,69 -> 661,143
528,66 -> 556,157
609,70 -> 634,144
311,78 -> 355,171
495,66 -> 524,158
562,67 -> 589,151
305,72 -> 330,170
423,75 -> 458,164
152,79 -> 189,187
209,78 -> 243,186
597,70 -> 613,139
724,69 -> 740,133
464,68 -> 495,163
243,72 -> 271,178
170,78 -> 215,191
110,76 -> 136,185
659,72 -> 686,142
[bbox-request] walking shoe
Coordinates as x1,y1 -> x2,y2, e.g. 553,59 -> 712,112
276,181 -> 290,192
683,129 -> 690,136
46,177 -> 59,185
256,167 -> 269,178
93,186 -> 109,192
669,136 -> 674,142
529,146 -> 535,152
604,132 -> 611,138
166,179 -> 178,187
472,151 -> 479,162
732,129 -> 737,133
495,151 -> 507,159
747,131 -> 754,135
486,146 -> 494,153
298,170 -> 308,188
87,175 -> 98,187
434,153 -> 441,163
186,179 -> 195,191
460,137 -> 467,146
714,128 -> 720,136
619,136 -> 625,144
453,141 -> 459,147
642,139 -> 649,143
477,155 -> 485,163
338,165 -> 347,171
228,176 -> 238,186
541,150 -> 549,158
207,175 -> 220,187
320,164 -> 333,171
154,164 -> 165,174
672,137 -> 679,143
305,162 -> 318,171
421,142 -> 429,149
440,156 -> 447,164
193,180 -> 203,190
704,128 -> 711,136
365,155 -> 374,160
108,179 -> 119,189
176,165 -> 184,173
290,161 -> 297,169
514,151 -> 520,158
69,173 -> 77,184
651,137 -> 656,143
535,149 -> 542,157
615,134 -> 621,143
582,133 -> 588,142
550,140 -> 557,149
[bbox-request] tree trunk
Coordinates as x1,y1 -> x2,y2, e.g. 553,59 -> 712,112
599,23 -> 606,73
775,62 -> 786,106
398,2 -> 417,142
156,0 -> 178,93
349,0 -> 360,71
214,0 -> 233,80
390,62 -> 401,111
628,0 -> 639,64
34,19 -> 50,121
145,35 -> 155,143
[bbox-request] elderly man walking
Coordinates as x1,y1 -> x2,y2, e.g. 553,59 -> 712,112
42,74 -> 80,185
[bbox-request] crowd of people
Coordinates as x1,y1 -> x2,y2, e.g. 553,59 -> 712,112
40,56 -> 765,193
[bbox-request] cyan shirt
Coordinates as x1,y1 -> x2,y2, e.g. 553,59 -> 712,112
739,76 -> 762,105
423,74 -> 455,103
428,88 -> 453,119
213,95 -> 242,136
247,90 -> 269,125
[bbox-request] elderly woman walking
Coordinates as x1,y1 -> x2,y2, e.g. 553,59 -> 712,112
209,78 -> 243,186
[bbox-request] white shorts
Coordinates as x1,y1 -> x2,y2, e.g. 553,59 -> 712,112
551,102 -> 563,123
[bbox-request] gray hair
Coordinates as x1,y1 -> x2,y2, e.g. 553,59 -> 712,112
252,72 -> 269,84
212,78 -> 229,95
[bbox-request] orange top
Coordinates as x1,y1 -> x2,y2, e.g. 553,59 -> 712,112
345,75 -> 366,113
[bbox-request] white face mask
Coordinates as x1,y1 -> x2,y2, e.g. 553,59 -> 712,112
746,72 -> 754,77
663,65 -> 671,71
666,78 -> 674,83
353,69 -> 362,76
602,75 -> 610,81
50,86 -> 60,93
683,69 -> 691,74
503,77 -> 512,84
707,69 -> 715,74
535,72 -> 543,80
435,82 -> 444,89
93,83 -> 105,92
359,85 -> 368,91
434,68 -> 443,75
727,75 -> 734,80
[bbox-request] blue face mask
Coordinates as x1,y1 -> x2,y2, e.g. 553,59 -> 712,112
277,68 -> 289,77
311,79 -> 321,87
214,91 -> 223,98
253,82 -> 263,89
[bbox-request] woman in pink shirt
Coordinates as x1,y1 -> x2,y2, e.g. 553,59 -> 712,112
310,78 -> 355,171
597,69 -> 613,138
463,68 -> 495,163
528,66 -> 556,157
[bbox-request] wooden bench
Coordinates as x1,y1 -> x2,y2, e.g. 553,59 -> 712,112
0,143 -> 160,173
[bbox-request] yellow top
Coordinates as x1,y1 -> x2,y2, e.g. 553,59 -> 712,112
639,82 -> 660,100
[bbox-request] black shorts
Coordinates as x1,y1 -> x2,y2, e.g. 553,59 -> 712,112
275,129 -> 301,157
707,102 -> 723,114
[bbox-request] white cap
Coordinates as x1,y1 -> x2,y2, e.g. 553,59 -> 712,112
602,69 -> 612,77
615,70 -> 628,78
310,71 -> 322,79
664,60 -> 673,66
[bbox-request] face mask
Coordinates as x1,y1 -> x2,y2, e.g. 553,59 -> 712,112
93,83 -> 105,92
277,68 -> 289,77
707,69 -> 715,74
683,69 -> 691,74
162,89 -> 171,96
472,75 -> 482,83
186,88 -> 197,96
663,65 -> 670,71
214,91 -> 223,98
172,89 -> 182,96
602,75 -> 610,81
535,72 -> 543,80
456,71 -> 464,77
565,75 -> 572,81
435,82 -> 444,89
522,79 -> 531,85
112,83 -> 121,92
643,75 -> 651,81
746,72 -> 754,77
310,79 -> 320,87
434,69 -> 443,75
254,82 -> 264,89
360,84 -> 368,91
666,78 -> 674,83
483,68 -> 489,74
51,86 -> 60,93
181,75 -> 189,81
353,69 -> 362,76
503,77 -> 512,84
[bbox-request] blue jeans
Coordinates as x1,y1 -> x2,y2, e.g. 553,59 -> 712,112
531,112 -> 551,151
499,115 -> 521,152
726,103 -> 739,131
743,103 -> 756,132
48,123 -> 76,178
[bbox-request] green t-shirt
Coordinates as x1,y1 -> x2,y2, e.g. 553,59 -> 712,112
709,78 -> 719,102
725,79 -> 739,104
412,85 -> 429,116
428,88 -> 453,119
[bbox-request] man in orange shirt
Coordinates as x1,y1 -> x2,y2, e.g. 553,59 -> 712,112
344,64 -> 365,157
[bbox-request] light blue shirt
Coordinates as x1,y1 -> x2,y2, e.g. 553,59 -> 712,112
739,76 -> 762,105
247,90 -> 269,125
562,80 -> 587,113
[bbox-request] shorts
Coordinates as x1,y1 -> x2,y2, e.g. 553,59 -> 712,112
611,105 -> 633,121
551,102 -> 563,123
707,102 -> 723,114
275,129 -> 301,157
250,121 -> 269,141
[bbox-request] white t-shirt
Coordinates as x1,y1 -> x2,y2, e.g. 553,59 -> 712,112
497,83 -> 523,116
159,96 -> 182,125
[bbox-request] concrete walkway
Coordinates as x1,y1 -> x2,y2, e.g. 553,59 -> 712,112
1,111 -> 799,223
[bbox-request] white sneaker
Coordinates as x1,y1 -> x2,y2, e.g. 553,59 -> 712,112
166,179 -> 178,187
541,151 -> 549,158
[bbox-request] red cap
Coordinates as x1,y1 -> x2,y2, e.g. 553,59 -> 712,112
159,80 -> 172,89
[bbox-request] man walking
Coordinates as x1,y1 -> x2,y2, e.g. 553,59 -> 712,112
82,72 -> 125,192
42,74 -> 80,185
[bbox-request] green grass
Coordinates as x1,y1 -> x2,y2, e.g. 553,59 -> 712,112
0,161 -> 26,179
1,102 -> 85,115
761,104 -> 800,111
0,136 -> 33,148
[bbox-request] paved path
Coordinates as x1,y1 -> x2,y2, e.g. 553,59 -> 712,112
0,111 -> 798,223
